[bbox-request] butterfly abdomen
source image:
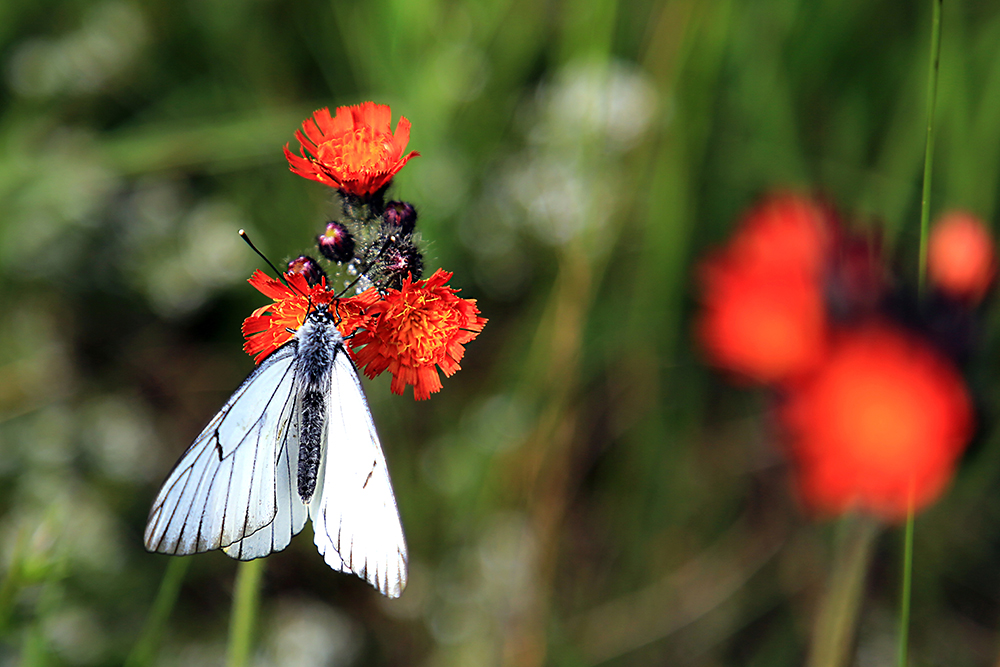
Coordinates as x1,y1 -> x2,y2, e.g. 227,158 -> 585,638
295,310 -> 342,502
298,389 -> 324,500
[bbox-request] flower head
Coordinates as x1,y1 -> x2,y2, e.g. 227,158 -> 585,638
348,269 -> 487,400
696,256 -> 828,383
284,103 -> 420,197
928,211 -> 996,302
695,193 -> 832,383
780,324 -> 973,520
728,193 -> 833,276
378,238 -> 424,290
241,271 -> 376,363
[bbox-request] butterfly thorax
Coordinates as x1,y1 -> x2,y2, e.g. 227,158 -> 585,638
294,308 -> 345,502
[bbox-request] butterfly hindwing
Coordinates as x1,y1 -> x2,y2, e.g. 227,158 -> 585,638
144,344 -> 299,556
310,346 -> 408,598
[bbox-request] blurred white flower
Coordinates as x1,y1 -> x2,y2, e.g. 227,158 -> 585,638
1,129 -> 120,273
119,185 -> 255,317
45,606 -> 106,665
425,512 -> 539,661
80,395 -> 163,481
463,57 -> 659,298
256,598 -> 361,667
7,2 -> 148,98
529,59 -> 659,151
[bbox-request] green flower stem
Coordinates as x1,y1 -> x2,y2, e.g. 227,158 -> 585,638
808,516 -> 879,667
897,507 -> 915,667
0,527 -> 29,636
917,0 -> 943,294
125,557 -> 191,667
901,1 -> 943,665
226,559 -> 265,667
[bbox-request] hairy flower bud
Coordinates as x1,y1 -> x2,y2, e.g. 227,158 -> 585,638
287,255 -> 327,287
317,221 -> 356,263
383,201 -> 417,236
380,239 -> 424,290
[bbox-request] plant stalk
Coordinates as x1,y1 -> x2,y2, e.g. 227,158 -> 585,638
897,507 -> 916,667
900,1 -> 943,664
125,557 -> 191,667
226,559 -> 265,667
807,516 -> 879,667
917,0 -> 943,295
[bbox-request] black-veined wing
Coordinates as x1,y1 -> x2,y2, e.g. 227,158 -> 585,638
310,346 -> 408,598
145,343 -> 301,556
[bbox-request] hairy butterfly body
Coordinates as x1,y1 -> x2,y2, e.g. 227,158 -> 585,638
144,306 -> 407,598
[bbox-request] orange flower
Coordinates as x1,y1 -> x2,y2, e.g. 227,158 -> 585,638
696,257 -> 828,383
241,270 -> 377,363
284,103 -> 420,197
728,193 -> 833,276
780,324 -> 973,521
695,193 -> 833,384
348,269 -> 487,400
928,211 -> 996,302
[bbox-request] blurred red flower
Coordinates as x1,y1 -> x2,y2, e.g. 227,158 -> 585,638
696,257 -> 828,383
284,102 -> 420,197
695,193 -> 832,383
928,211 -> 996,302
780,324 -> 973,520
726,193 -> 832,276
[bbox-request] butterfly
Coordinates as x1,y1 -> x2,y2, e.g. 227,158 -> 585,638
143,304 -> 407,598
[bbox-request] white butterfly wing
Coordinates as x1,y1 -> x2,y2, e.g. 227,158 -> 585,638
223,393 -> 310,560
145,345 -> 299,556
310,348 -> 408,598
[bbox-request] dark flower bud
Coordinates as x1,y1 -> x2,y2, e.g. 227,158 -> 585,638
317,221 -> 356,263
383,201 -> 417,236
287,255 -> 327,287
380,240 -> 424,290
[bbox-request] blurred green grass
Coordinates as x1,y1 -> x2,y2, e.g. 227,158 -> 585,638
1,0 -> 1000,665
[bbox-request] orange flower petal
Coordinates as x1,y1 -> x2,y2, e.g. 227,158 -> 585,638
242,271 -> 347,363
728,192 -> 833,277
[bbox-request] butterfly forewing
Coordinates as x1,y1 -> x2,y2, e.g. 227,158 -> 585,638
223,392 -> 309,560
310,348 -> 408,598
145,344 -> 298,555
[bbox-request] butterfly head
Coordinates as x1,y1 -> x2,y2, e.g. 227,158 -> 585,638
297,303 -> 346,350
304,301 -> 343,326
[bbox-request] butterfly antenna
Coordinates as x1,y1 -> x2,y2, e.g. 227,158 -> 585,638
239,229 -> 305,297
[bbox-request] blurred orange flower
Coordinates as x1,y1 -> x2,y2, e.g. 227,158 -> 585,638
349,269 -> 487,400
727,193 -> 832,276
695,193 -> 832,383
780,324 -> 973,520
928,211 -> 996,302
696,257 -> 827,383
284,102 -> 420,197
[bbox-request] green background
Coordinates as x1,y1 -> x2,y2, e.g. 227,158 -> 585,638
1,0 -> 1000,665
